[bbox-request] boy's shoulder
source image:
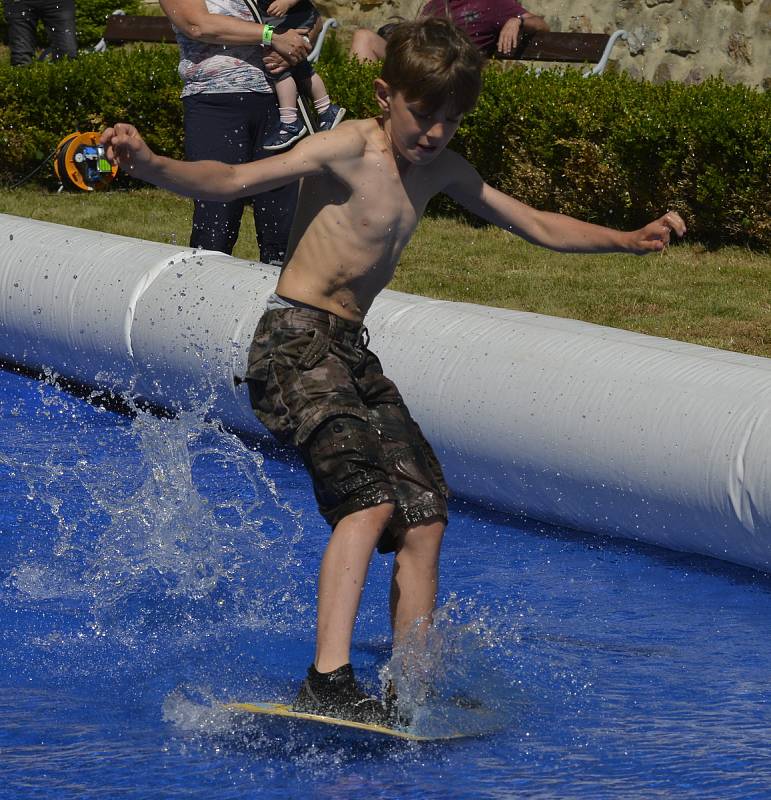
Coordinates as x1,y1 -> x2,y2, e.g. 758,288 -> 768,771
333,116 -> 382,143
303,117 -> 383,161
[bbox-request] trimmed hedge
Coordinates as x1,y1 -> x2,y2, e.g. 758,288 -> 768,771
1,37 -> 769,248
461,65 -> 771,250
0,46 -> 183,187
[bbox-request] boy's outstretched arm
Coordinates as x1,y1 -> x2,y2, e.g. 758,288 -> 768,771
444,154 -> 686,254
100,123 -> 328,201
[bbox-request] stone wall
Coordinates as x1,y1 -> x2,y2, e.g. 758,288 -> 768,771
315,0 -> 770,88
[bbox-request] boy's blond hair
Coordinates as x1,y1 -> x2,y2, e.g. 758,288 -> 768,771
381,18 -> 484,117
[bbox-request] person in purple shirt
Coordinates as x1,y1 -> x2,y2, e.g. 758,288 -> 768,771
350,0 -> 549,62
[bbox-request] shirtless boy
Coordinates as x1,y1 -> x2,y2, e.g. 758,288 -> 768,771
101,18 -> 685,726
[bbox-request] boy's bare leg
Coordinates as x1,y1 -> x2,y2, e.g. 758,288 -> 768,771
315,502 -> 395,673
389,519 -> 446,647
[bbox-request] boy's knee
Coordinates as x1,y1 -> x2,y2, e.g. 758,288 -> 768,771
333,500 -> 396,536
398,518 -> 446,554
370,501 -> 397,527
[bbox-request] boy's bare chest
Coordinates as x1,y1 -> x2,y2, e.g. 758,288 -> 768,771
344,161 -> 429,242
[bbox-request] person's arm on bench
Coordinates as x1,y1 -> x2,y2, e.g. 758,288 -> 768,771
497,9 -> 548,56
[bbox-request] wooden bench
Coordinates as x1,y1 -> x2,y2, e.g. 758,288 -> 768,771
496,30 -> 628,76
94,13 -> 336,63
99,14 -> 176,47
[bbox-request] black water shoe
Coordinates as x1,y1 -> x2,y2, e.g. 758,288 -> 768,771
292,663 -> 390,726
383,679 -> 412,728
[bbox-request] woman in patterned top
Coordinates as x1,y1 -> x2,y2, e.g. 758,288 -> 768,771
161,0 -> 311,262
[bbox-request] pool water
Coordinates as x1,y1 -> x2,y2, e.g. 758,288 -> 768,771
1,367 -> 771,799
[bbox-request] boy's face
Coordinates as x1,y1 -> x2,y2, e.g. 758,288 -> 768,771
375,82 -> 463,165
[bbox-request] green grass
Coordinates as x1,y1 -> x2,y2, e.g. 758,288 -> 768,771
0,184 -> 769,357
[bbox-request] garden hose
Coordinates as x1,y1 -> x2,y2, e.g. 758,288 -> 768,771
6,147 -> 58,190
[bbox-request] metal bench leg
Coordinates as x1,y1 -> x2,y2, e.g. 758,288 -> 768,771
308,18 -> 337,65
584,29 -> 628,77
299,19 -> 338,134
93,9 -> 126,53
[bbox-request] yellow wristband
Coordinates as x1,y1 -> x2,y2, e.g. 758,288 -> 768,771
262,24 -> 273,45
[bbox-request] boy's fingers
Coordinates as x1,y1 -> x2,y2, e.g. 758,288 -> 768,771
645,233 -> 665,251
102,123 -> 132,144
662,210 -> 686,237
100,128 -> 119,163
116,122 -> 137,139
637,212 -> 685,253
635,221 -> 672,253
654,223 -> 670,247
99,123 -> 143,167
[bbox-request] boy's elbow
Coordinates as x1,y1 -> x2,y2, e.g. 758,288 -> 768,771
207,183 -> 240,203
223,170 -> 250,202
192,167 -> 243,202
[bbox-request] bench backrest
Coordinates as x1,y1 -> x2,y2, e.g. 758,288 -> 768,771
497,31 -> 610,63
103,14 -> 176,44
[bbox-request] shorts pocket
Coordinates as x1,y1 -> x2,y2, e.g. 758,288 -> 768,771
244,331 -> 272,388
296,328 -> 329,370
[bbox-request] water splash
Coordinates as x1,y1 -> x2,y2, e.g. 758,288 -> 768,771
161,684 -> 436,775
0,374 -> 311,653
381,594 -> 524,739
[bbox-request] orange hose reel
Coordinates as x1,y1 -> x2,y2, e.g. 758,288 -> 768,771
54,131 -> 117,191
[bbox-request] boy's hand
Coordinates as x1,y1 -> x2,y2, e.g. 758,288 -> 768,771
628,211 -> 687,254
270,27 -> 311,65
100,123 -> 155,180
267,0 -> 297,15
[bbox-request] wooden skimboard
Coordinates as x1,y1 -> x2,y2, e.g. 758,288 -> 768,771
225,701 -> 466,742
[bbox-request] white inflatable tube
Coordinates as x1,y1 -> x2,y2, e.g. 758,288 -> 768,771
1,213 -> 770,572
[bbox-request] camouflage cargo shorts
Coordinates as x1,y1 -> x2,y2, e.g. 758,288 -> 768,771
244,306 -> 449,552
